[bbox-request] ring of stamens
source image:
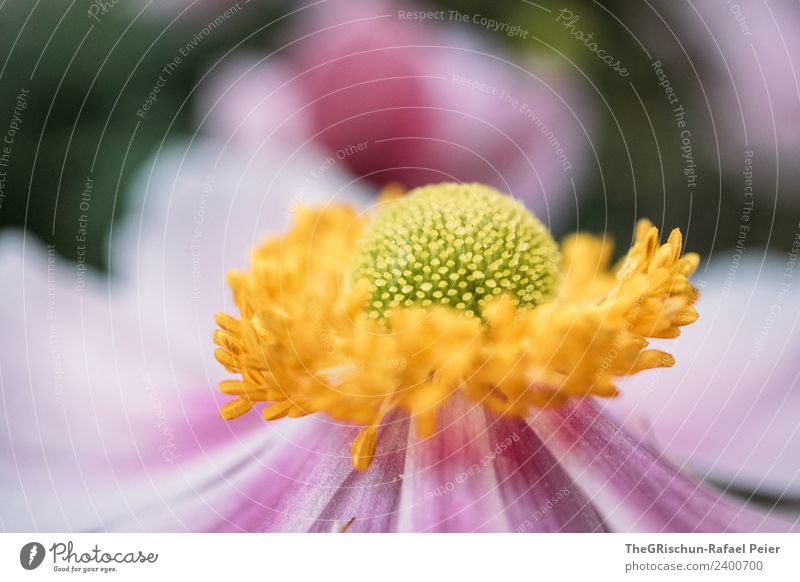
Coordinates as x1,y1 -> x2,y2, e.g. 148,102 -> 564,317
214,183 -> 700,471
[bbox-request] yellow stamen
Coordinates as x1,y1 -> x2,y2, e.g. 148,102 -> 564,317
351,427 -> 379,472
220,398 -> 253,420
213,184 -> 700,471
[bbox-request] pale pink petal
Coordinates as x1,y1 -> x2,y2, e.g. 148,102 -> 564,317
309,414 -> 410,533
0,232 -> 279,531
0,234 -> 298,533
425,48 -> 592,223
206,414 -> 408,533
114,139 -> 374,472
4,138 -> 375,532
529,399 -> 798,532
607,256 -> 800,498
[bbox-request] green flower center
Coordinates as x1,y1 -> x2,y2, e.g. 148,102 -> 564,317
351,183 -> 560,319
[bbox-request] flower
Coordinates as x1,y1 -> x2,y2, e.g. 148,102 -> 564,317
2,140 -> 794,532
214,182 -> 699,471
210,181 -> 795,532
198,0 -> 593,220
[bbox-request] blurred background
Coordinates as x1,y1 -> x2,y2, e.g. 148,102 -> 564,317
1,0 -> 799,518
2,0 -> 797,267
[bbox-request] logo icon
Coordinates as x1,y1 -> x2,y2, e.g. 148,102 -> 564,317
20,542 -> 46,570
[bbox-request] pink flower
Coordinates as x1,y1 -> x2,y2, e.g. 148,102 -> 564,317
197,0 -> 593,221
1,137 -> 794,532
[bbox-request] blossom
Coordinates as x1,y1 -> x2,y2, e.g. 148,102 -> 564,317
1,139 -> 794,532
211,180 -> 794,532
197,0 -> 593,220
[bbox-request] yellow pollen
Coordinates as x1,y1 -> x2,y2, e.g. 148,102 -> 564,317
214,182 -> 701,471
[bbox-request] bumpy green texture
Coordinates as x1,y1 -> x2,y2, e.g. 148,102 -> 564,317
351,183 -> 560,319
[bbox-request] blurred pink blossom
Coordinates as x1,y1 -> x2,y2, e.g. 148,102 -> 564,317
197,0 -> 594,223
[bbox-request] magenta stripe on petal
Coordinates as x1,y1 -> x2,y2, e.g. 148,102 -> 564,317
395,396 -> 605,532
528,399 -> 798,532
395,397 -> 511,532
484,415 -> 606,532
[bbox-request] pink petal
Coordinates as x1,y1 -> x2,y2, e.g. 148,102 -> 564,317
529,398 -> 797,532
607,256 -> 800,498
395,396 -> 605,532
208,415 -> 408,533
309,414 -> 410,533
291,0 -> 590,219
484,415 -> 606,532
288,0 -> 436,186
0,233 -> 273,531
